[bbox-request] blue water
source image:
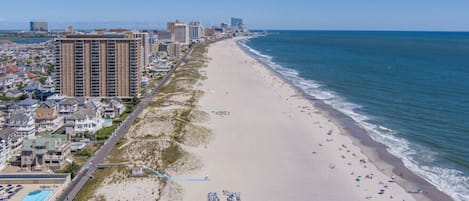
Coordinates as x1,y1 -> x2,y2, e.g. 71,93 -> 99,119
242,31 -> 469,201
21,190 -> 52,201
11,38 -> 49,44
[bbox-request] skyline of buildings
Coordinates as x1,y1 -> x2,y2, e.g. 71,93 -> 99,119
29,21 -> 48,32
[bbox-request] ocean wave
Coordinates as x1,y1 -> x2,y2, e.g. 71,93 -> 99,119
238,38 -> 469,201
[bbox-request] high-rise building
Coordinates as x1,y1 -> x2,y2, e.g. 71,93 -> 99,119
54,33 -> 142,97
205,28 -> 215,37
109,29 -> 150,68
189,21 -> 205,41
231,17 -> 243,27
174,23 -> 190,45
29,21 -> 48,32
231,17 -> 246,32
132,32 -> 150,68
167,20 -> 181,34
157,30 -> 173,41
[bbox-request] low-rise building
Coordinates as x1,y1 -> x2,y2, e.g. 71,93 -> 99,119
35,108 -> 64,133
102,99 -> 125,119
0,110 -> 5,128
0,127 -> 22,152
20,135 -> 71,169
0,74 -> 21,91
6,110 -> 36,138
39,100 -> 58,110
0,129 -> 13,170
65,109 -> 103,136
58,98 -> 78,117
4,89 -> 23,98
17,98 -> 39,115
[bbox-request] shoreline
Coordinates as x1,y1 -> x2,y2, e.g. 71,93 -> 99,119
236,37 -> 453,201
179,38 -> 417,201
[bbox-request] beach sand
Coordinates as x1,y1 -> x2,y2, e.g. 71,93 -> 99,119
176,38 -> 417,201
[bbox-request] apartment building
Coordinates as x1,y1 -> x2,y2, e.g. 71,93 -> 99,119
174,23 -> 190,45
54,32 -> 142,97
189,21 -> 205,41
20,135 -> 71,169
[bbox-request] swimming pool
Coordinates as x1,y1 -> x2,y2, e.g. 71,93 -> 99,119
21,190 -> 52,201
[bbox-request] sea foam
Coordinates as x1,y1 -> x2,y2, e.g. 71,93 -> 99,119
238,37 -> 469,201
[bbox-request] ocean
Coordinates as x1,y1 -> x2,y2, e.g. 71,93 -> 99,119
10,37 -> 49,44
241,31 -> 469,201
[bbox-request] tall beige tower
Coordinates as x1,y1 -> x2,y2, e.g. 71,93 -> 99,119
167,20 -> 181,34
54,33 -> 142,97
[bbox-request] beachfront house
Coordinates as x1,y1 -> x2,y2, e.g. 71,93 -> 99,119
102,99 -> 125,119
20,134 -> 71,169
64,108 -> 103,136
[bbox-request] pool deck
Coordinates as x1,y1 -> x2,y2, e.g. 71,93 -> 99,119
2,184 -> 58,201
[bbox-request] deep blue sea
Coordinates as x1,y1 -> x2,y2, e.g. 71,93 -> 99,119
242,31 -> 469,201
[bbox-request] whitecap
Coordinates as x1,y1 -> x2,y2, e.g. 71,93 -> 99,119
238,38 -> 469,201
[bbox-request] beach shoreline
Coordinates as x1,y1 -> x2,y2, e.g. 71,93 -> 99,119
176,38 -> 429,201
236,37 -> 454,201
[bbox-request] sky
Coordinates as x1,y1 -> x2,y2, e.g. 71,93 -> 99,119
1,0 -> 469,31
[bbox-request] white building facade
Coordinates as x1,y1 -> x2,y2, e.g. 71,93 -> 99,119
174,23 -> 190,45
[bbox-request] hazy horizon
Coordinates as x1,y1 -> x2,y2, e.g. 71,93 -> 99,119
1,0 -> 469,31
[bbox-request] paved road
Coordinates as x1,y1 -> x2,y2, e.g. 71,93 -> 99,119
57,45 -> 199,201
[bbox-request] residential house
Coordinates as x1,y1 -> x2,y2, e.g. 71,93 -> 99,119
20,134 -> 71,169
23,81 -> 41,94
0,128 -> 13,170
35,108 -> 64,133
58,98 -> 78,117
0,110 -> 5,128
0,74 -> 21,91
39,100 -> 58,110
0,128 -> 23,152
0,100 -> 17,114
65,108 -> 103,136
41,76 -> 55,92
4,89 -> 23,98
6,110 -> 36,138
46,94 -> 66,102
17,98 -> 39,115
15,72 -> 30,85
102,99 -> 125,119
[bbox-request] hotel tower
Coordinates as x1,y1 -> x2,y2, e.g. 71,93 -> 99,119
54,32 -> 142,97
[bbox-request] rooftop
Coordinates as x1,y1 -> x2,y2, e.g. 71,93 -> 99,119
35,108 -> 57,120
17,98 -> 38,106
21,134 -> 67,152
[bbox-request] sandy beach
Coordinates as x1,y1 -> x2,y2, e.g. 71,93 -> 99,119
175,38 -> 419,201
